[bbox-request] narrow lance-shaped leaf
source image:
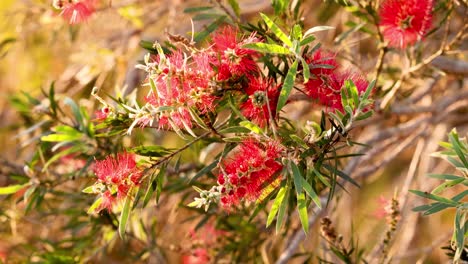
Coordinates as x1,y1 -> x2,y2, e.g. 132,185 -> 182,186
243,43 -> 291,54
119,189 -> 134,239
276,187 -> 289,233
431,178 -> 465,195
239,120 -> 262,134
87,197 -> 103,214
227,0 -> 240,18
297,192 -> 309,233
0,183 -> 29,195
276,59 -> 298,113
291,161 -> 303,195
448,129 -> 468,168
302,177 -> 321,208
303,26 -> 335,37
260,13 -> 293,47
409,190 -> 458,206
301,58 -> 310,83
291,24 -> 302,40
266,185 -> 287,227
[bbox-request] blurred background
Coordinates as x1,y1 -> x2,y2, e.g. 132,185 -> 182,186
0,0 -> 467,263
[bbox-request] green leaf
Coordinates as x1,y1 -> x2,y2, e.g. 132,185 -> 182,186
193,13 -> 224,21
48,82 -> 57,116
276,59 -> 298,112
0,183 -> 29,195
299,35 -> 316,46
143,165 -> 166,207
183,6 -> 213,13
189,159 -> 218,183
218,126 -> 251,134
413,191 -> 468,215
82,186 -> 95,194
228,95 -> 247,121
227,0 -> 240,17
362,79 -> 375,101
223,137 -> 243,142
276,188 -> 289,233
188,108 -> 209,130
87,197 -> 103,214
303,26 -> 334,37
301,58 -> 310,83
313,167 -> 331,188
272,0 -> 289,15
119,190 -> 133,239
448,129 -> 468,168
427,173 -> 462,180
194,15 -> 226,43
409,190 -> 458,206
355,110 -> 373,121
291,24 -> 302,40
239,120 -> 262,134
243,43 -> 291,54
454,209 -> 466,261
260,13 -> 292,47
346,80 -> 360,109
289,134 -> 308,148
297,192 -> 309,233
322,163 -> 360,188
130,145 -> 172,157
431,178 -> 465,195
64,97 -> 84,130
291,162 -> 303,195
43,145 -> 82,171
302,177 -> 321,208
267,185 -> 287,227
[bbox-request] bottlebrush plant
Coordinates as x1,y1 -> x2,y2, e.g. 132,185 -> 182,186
1,0 -> 467,263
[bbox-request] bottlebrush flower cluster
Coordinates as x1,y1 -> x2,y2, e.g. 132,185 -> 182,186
53,0 -> 96,25
133,26 -> 274,133
241,77 -> 280,127
304,49 -> 368,110
379,0 -> 433,48
91,152 -> 142,212
216,140 -> 284,208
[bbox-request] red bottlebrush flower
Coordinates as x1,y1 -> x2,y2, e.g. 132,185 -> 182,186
374,196 -> 392,219
305,49 -> 339,77
210,26 -> 261,81
59,0 -> 95,25
182,223 -> 225,264
144,50 -> 217,130
182,248 -> 210,264
379,0 -> 433,48
99,190 -> 116,212
93,152 -> 142,212
305,69 -> 368,111
218,140 -> 283,208
240,77 -> 280,127
94,107 -> 110,120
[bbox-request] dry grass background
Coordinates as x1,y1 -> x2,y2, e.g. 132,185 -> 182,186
0,0 -> 467,263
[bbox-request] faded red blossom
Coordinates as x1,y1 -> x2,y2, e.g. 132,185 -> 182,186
210,26 -> 260,81
240,76 -> 280,127
374,196 -> 392,219
182,224 -> 224,264
93,152 -> 142,212
379,0 -> 433,48
218,140 -> 283,208
144,51 -> 217,130
59,0 -> 96,25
